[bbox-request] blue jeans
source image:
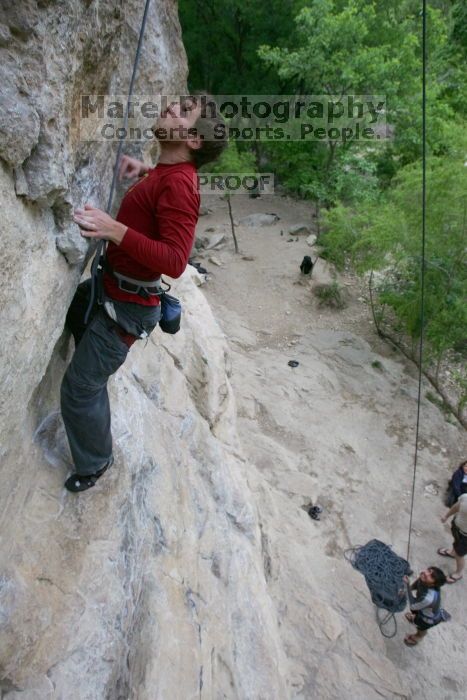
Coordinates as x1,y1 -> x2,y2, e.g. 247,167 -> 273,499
60,280 -> 161,475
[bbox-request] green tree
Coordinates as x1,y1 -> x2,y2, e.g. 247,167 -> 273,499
178,0 -> 304,94
320,145 -> 467,363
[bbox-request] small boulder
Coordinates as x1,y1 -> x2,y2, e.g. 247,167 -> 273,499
289,223 -> 313,236
306,234 -> 318,247
204,232 -> 226,249
424,483 -> 439,497
239,213 -> 280,227
195,232 -> 226,250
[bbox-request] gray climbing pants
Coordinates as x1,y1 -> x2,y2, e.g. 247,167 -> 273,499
60,279 -> 161,475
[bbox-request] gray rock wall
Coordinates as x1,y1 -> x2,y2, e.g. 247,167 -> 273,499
0,2 -> 292,698
0,2 -> 286,697
2,4 -> 465,697
0,0 -> 187,517
0,268 -> 289,698
4,3 -> 452,698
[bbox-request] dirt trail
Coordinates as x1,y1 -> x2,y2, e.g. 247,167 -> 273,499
193,192 -> 467,699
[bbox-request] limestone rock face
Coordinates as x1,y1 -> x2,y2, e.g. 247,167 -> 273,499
0,0 -> 188,516
0,269 -> 289,699
3,3 -> 464,700
0,3 -> 290,697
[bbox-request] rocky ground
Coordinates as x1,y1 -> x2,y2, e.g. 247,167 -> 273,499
192,191 -> 467,700
2,183 -> 466,698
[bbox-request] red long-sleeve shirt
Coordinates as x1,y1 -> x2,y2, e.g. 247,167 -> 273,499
104,161 -> 200,305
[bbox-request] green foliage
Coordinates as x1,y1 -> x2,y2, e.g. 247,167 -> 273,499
320,151 -> 467,359
451,0 -> 467,57
255,1 -> 425,202
258,1 -> 463,174
260,141 -> 327,200
178,0 -> 304,93
258,0 -> 414,96
452,368 -> 467,413
330,151 -> 380,205
260,142 -> 380,206
181,0 -> 466,207
179,0 -> 467,371
426,391 -> 450,416
201,141 -> 256,174
313,282 -> 346,309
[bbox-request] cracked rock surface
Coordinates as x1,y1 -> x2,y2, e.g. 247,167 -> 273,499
196,192 -> 467,700
0,268 -> 288,699
2,2 -> 467,699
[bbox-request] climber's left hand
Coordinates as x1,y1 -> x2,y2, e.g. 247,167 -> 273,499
73,204 -> 127,245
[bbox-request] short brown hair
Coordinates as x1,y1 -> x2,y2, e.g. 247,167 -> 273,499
190,94 -> 228,168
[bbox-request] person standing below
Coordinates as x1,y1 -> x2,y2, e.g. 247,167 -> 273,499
403,567 -> 447,646
438,491 -> 467,583
61,96 -> 227,492
444,459 -> 467,506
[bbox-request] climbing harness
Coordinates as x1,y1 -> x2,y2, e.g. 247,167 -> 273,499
412,588 -> 451,628
84,0 -> 152,324
103,259 -> 164,299
345,0 -> 432,639
104,260 -> 182,334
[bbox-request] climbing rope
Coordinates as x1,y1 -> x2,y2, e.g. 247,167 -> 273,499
85,0 -> 152,323
345,1 -> 428,636
81,0 -> 430,642
406,0 -> 427,563
344,540 -> 412,638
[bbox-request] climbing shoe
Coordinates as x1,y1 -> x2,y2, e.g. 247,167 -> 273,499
65,456 -> 114,493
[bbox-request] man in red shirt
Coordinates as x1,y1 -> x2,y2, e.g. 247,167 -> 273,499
61,97 -> 227,492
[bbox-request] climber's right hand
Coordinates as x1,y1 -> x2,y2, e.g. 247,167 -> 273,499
118,155 -> 146,181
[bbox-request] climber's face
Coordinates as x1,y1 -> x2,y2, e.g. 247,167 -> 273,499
420,569 -> 436,586
154,97 -> 202,143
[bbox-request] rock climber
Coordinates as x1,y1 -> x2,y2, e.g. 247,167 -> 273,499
403,567 -> 447,645
61,96 -> 227,492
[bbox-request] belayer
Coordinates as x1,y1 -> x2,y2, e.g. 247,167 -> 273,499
61,96 -> 227,492
403,567 -> 448,646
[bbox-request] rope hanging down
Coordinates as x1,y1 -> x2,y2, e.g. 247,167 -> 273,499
406,0 -> 427,563
85,0 -> 152,324
345,1 -> 428,636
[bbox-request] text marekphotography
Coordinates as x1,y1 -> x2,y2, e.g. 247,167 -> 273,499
78,94 -> 389,142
